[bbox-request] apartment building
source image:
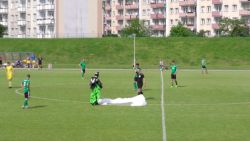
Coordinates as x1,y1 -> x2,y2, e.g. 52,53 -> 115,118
103,0 -> 250,37
0,0 -> 102,38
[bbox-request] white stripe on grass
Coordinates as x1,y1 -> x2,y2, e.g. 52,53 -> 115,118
15,88 -> 86,104
160,71 -> 167,141
10,68 -> 250,71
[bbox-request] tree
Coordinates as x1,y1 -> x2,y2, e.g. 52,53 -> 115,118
120,19 -> 150,37
0,24 -> 7,38
219,18 -> 249,37
170,23 -> 196,37
197,30 -> 209,37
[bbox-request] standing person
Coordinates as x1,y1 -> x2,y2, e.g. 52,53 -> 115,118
89,72 -> 103,105
134,70 -> 145,95
133,63 -> 141,90
5,62 -> 14,88
159,59 -> 165,71
0,56 -> 3,68
38,56 -> 43,70
79,59 -> 86,79
170,60 -> 178,88
22,74 -> 31,109
201,58 -> 208,74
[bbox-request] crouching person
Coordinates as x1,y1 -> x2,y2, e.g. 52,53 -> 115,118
89,72 -> 103,105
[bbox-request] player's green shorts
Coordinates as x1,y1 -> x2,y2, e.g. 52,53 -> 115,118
90,86 -> 101,105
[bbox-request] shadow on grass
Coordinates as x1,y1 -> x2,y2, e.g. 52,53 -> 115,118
9,86 -> 22,89
146,97 -> 155,101
29,105 -> 48,109
177,85 -> 186,88
143,88 -> 152,91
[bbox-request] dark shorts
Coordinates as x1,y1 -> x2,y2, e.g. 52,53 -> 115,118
82,69 -> 85,73
24,92 -> 29,98
171,74 -> 176,79
202,65 -> 207,69
137,82 -> 143,89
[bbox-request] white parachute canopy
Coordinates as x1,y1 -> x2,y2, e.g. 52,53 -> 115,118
98,94 -> 147,107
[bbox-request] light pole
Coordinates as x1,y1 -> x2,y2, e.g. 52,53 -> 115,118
129,33 -> 136,68
132,33 -> 136,67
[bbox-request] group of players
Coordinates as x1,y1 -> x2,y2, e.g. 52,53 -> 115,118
4,58 -> 208,108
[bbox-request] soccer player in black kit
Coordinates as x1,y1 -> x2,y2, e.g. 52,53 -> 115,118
134,70 -> 144,95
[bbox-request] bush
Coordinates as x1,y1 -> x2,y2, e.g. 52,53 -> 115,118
170,23 -> 196,37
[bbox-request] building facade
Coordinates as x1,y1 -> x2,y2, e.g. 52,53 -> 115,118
0,0 -> 103,38
103,0 -> 250,37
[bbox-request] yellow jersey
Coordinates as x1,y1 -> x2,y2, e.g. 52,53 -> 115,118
6,65 -> 14,80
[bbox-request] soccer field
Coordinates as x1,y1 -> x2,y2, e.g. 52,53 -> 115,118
0,69 -> 250,141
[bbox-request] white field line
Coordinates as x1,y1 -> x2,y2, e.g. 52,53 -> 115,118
15,88 -> 250,106
161,71 -> 167,141
6,68 -> 250,71
15,88 -> 87,104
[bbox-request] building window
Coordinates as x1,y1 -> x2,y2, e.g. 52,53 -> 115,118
201,6 -> 204,13
207,18 -> 211,25
201,18 -> 205,25
224,5 -> 228,12
175,8 -> 179,14
232,5 -> 237,12
170,8 -> 174,14
207,6 -> 211,13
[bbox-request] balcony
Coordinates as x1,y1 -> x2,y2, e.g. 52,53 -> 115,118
212,23 -> 219,29
116,5 -> 124,10
240,10 -> 250,16
105,5 -> 111,10
37,33 -> 55,38
18,34 -> 26,38
212,0 -> 222,4
105,15 -> 111,20
116,25 -> 122,31
37,4 -> 55,10
150,2 -> 165,8
179,12 -> 196,17
125,4 -> 139,9
116,15 -> 124,20
240,0 -> 250,3
0,21 -> 8,26
179,0 -> 196,6
105,25 -> 111,30
17,7 -> 26,12
37,19 -> 54,25
151,13 -> 166,19
125,15 -> 138,20
17,20 -> 26,26
151,25 -> 166,31
0,8 -> 8,13
212,11 -> 222,17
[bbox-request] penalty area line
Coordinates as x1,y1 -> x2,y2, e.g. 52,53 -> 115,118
160,71 -> 167,141
15,88 -> 87,104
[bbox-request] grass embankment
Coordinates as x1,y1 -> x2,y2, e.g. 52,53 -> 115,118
0,37 -> 250,69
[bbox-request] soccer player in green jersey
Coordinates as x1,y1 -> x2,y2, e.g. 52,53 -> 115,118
89,72 -> 103,105
79,59 -> 86,78
22,74 -> 31,109
170,60 -> 178,88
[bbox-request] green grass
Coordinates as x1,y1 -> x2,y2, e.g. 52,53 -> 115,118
1,37 -> 250,68
0,69 -> 250,141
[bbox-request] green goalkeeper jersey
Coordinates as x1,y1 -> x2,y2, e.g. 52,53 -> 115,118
80,61 -> 86,69
170,65 -> 177,74
22,79 -> 30,93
